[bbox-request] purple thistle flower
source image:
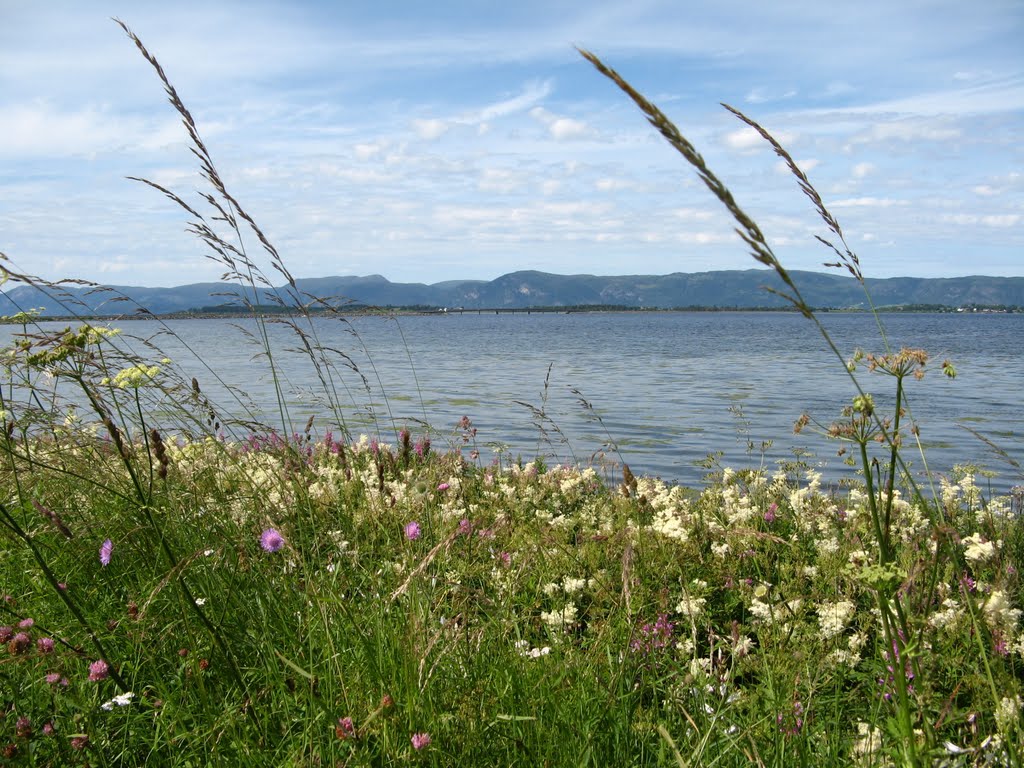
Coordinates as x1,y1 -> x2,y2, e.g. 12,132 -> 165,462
410,732 -> 431,750
436,482 -> 450,492
99,539 -> 113,567
404,521 -> 421,541
8,632 -> 31,655
88,659 -> 109,681
260,528 -> 285,553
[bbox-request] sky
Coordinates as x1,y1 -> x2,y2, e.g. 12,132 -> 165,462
1,1 -> 1022,288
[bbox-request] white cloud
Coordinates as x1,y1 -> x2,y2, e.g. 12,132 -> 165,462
852,162 -> 875,178
595,177 -> 636,192
943,213 -> 1021,227
476,80 -> 553,122
354,142 -> 386,160
413,118 -> 448,140
530,107 -> 591,141
832,197 -> 910,208
478,168 -> 523,193
723,126 -> 796,151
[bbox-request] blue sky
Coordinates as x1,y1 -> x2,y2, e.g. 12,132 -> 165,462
1,0 -> 1021,287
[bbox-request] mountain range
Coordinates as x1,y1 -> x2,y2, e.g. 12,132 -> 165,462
2,269 -> 1022,317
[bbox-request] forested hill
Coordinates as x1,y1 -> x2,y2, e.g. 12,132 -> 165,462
2,269 -> 1022,316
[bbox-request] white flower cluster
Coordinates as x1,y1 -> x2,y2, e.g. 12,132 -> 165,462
962,532 -> 999,564
514,640 -> 551,659
817,600 -> 856,639
101,692 -> 135,710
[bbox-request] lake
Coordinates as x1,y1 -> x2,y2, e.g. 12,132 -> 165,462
5,311 -> 1022,493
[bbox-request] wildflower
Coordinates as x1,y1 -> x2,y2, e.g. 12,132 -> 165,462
102,363 -> 160,389
99,539 -> 113,567
410,732 -> 431,750
404,521 -> 421,541
18,618 -> 34,629
100,692 -> 135,710
88,659 -> 110,681
260,528 -> 285,553
15,717 -> 31,739
458,518 -> 473,536
631,614 -> 674,654
70,735 -> 89,750
335,716 -> 356,740
37,637 -> 55,654
963,533 -> 998,563
0,626 -> 11,643
817,600 -> 856,640
763,503 -> 777,523
42,722 -> 55,736
437,482 -> 450,491
8,632 -> 31,655
45,672 -> 63,685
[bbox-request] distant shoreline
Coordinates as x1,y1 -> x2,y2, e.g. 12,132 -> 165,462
6,304 -> 1020,323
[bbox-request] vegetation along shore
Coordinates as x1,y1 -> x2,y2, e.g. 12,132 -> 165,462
0,23 -> 1020,767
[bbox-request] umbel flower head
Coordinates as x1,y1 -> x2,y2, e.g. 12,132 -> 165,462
260,528 -> 285,553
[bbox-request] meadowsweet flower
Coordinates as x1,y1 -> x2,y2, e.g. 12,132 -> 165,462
99,539 -> 113,567
963,533 -> 998,563
404,521 -> 421,541
410,732 -> 431,750
88,659 -> 109,681
995,695 -> 1022,735
817,600 -> 856,639
260,528 -> 284,553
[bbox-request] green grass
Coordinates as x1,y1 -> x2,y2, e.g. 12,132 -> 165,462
0,404 -> 1021,765
0,22 -> 1022,767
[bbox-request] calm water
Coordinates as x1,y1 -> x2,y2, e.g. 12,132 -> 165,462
6,312 -> 1023,492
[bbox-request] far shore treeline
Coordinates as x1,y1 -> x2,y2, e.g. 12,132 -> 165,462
2,268 -> 1023,319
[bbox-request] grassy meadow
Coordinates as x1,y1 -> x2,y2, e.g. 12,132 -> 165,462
1,24 -> 1022,767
